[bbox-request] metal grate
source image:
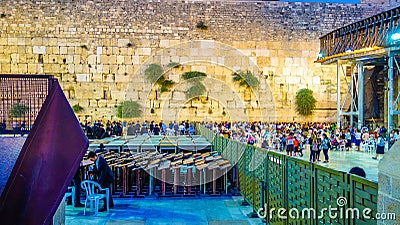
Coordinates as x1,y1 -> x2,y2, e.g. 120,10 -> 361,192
0,74 -> 55,132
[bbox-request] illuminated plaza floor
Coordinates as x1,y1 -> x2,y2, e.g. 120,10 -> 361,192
300,147 -> 380,182
65,196 -> 263,225
65,149 -> 380,224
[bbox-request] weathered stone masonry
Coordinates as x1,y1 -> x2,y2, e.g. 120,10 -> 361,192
0,0 -> 398,122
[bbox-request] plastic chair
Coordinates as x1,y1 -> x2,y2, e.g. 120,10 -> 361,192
64,186 -> 75,210
81,180 -> 109,215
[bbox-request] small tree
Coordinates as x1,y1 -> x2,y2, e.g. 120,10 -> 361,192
9,102 -> 29,118
295,88 -> 317,116
117,101 -> 142,119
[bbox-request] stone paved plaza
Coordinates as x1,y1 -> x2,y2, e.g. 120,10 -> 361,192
66,149 -> 380,224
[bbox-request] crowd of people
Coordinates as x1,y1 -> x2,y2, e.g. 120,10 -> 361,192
81,120 -> 196,138
202,121 -> 392,162
79,119 -> 394,164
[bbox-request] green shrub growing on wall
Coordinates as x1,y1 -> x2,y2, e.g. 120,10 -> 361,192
182,71 -> 207,81
196,21 -> 208,30
145,64 -> 164,84
160,80 -> 175,93
167,62 -> 181,68
116,101 -> 142,118
9,102 -> 29,118
295,88 -> 317,116
72,104 -> 84,113
187,82 -> 206,100
232,70 -> 259,90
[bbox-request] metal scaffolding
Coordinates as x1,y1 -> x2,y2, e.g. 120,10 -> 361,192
319,5 -> 400,141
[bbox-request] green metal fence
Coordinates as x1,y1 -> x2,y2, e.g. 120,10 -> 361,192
198,125 -> 378,225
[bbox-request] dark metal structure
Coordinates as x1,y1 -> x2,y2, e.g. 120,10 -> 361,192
0,74 -> 55,132
317,6 -> 400,144
318,6 -> 400,62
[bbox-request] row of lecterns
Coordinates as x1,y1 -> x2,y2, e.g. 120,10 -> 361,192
83,135 -> 234,197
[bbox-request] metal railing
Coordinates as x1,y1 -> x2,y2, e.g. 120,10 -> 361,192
0,74 -> 55,133
318,6 -> 400,62
198,125 -> 378,225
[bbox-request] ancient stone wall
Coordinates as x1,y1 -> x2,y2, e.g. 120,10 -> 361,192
0,0 -> 396,122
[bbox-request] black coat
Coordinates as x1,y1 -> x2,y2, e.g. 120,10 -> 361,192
94,156 -> 114,186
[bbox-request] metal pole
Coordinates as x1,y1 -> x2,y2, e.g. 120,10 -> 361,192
388,51 -> 394,145
350,65 -> 354,127
161,169 -> 166,196
173,167 -> 179,195
149,167 -> 153,195
259,181 -> 265,210
337,60 -> 341,129
212,168 -> 217,195
203,169 -> 206,195
187,167 -> 192,195
357,62 -> 364,130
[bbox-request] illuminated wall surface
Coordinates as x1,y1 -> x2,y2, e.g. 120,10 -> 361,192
0,137 -> 26,197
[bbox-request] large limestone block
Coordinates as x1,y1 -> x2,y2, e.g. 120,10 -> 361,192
33,46 -> 46,54
378,141 -> 400,225
76,74 -> 90,82
1,64 -> 10,73
0,38 -> 7,45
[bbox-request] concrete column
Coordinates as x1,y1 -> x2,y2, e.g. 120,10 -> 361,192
52,196 -> 66,225
378,142 -> 400,224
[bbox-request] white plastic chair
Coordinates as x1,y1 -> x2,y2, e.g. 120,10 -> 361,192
81,180 -> 109,215
64,186 -> 75,210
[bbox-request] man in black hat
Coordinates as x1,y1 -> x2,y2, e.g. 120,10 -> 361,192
88,151 -> 114,211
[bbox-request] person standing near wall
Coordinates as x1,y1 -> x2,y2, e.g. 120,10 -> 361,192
321,133 -> 330,163
372,134 -> 385,160
88,151 -> 114,211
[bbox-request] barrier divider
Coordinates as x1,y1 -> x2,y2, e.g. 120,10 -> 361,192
197,125 -> 378,225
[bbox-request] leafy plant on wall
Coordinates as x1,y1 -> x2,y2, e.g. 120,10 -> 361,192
72,104 -> 84,113
160,79 -> 175,93
145,64 -> 164,84
144,63 -> 175,93
232,70 -> 259,90
182,71 -> 207,100
187,82 -> 206,100
9,102 -> 29,118
181,71 -> 207,81
116,100 -> 143,118
295,88 -> 317,116
167,62 -> 181,69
